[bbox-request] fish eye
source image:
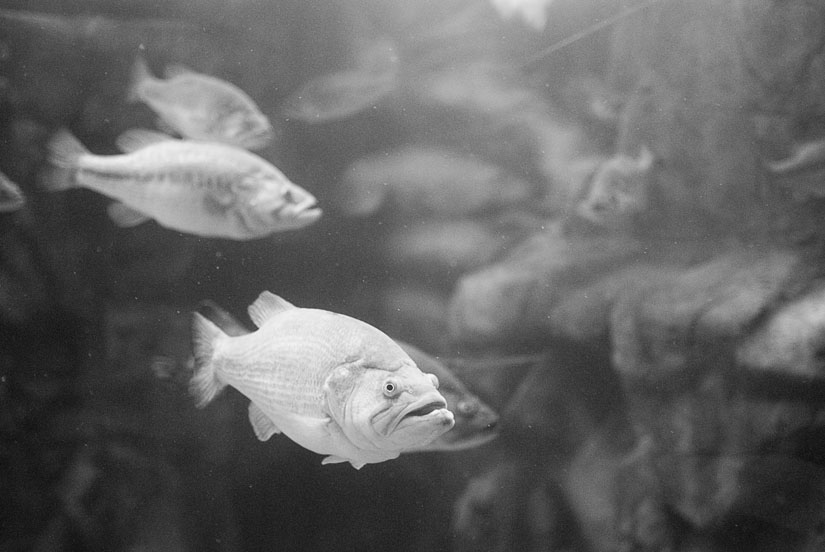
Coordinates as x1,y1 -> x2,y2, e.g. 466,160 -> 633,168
457,400 -> 478,415
383,380 -> 400,397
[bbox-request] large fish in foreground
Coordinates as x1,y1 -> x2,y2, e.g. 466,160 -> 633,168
191,292 -> 455,468
197,300 -> 499,452
45,129 -> 321,239
128,56 -> 274,150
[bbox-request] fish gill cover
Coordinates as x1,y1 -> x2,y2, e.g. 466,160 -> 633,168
2,0 -> 825,551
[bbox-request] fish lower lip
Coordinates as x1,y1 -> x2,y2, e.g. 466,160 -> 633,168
404,401 -> 447,419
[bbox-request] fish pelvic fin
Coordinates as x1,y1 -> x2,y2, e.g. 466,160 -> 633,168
247,291 -> 296,328
190,312 -> 228,408
127,54 -> 154,103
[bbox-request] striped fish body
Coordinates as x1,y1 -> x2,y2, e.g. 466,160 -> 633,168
74,141 -> 267,236
214,309 -> 364,454
46,130 -> 320,240
191,292 -> 454,468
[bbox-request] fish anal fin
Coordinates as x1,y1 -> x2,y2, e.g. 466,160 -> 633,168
155,117 -> 181,137
116,128 -> 177,153
247,291 -> 296,328
107,203 -> 151,227
0,172 -> 25,212
321,455 -> 365,469
248,402 -> 281,441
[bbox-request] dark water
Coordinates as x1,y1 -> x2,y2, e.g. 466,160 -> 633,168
2,1 -> 825,551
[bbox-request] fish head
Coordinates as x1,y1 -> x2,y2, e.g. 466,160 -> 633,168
220,110 -> 275,150
240,176 -> 322,234
325,358 -> 455,454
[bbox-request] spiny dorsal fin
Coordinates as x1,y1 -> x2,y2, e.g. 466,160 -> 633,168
115,128 -> 177,153
164,62 -> 199,79
247,291 -> 296,328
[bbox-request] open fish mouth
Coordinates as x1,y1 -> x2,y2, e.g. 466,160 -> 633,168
404,400 -> 447,419
396,393 -> 450,428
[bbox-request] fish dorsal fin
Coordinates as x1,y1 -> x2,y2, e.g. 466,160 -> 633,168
107,203 -> 151,227
248,402 -> 281,441
164,63 -> 199,79
115,128 -> 177,153
247,291 -> 296,328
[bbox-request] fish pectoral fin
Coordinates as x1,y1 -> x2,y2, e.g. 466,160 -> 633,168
116,128 -> 177,153
107,203 -> 151,227
247,291 -> 296,328
248,402 -> 281,441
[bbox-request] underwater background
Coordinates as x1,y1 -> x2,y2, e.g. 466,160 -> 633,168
3,0 -> 825,550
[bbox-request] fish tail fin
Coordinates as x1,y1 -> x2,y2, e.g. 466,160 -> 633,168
190,312 -> 229,408
41,129 -> 88,191
46,129 -> 88,169
127,54 -> 153,103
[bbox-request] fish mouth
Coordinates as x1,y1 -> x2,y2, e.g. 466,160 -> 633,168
394,394 -> 450,429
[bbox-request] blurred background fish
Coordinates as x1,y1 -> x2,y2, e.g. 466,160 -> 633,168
128,55 -> 275,150
43,128 -> 320,239
280,37 -> 400,123
337,145 -> 535,218
574,147 -> 654,230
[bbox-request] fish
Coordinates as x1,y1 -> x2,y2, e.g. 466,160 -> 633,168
190,291 -> 455,469
575,147 -> 654,229
128,56 -> 274,150
44,128 -> 321,240
281,38 -> 399,124
398,342 -> 499,452
0,170 -> 25,212
338,146 -> 533,218
195,300 -> 498,453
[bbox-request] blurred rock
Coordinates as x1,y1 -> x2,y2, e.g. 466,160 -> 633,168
448,222 -> 641,346
611,247 -> 808,383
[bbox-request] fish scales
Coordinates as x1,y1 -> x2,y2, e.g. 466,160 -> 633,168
215,312 -> 348,418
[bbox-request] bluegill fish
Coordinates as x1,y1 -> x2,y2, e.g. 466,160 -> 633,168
128,56 -> 274,150
196,300 -> 498,452
45,128 -> 321,239
0,170 -> 25,212
191,292 -> 455,469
